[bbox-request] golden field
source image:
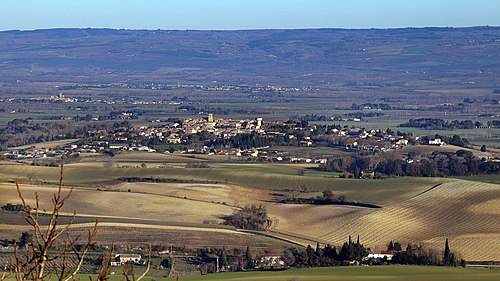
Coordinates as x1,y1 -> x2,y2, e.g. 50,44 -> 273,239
0,158 -> 499,260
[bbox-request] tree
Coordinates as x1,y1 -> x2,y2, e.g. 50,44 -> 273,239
442,238 -> 457,266
353,166 -> 361,179
220,247 -> 228,269
480,145 -> 487,152
443,238 -> 450,265
387,240 -> 394,251
245,246 -> 253,270
322,190 -> 334,201
12,165 -> 99,281
9,165 -> 152,281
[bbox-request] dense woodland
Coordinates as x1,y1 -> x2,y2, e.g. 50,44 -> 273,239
322,150 -> 499,177
0,118 -> 132,150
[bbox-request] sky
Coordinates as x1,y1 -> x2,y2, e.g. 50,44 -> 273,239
0,0 -> 499,31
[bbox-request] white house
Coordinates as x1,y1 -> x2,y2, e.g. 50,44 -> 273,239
429,138 -> 446,146
110,254 -> 142,266
257,256 -> 285,268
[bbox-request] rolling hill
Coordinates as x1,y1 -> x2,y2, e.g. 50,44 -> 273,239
0,27 -> 498,90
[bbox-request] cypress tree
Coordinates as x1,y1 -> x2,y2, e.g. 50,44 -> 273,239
388,240 -> 394,251
220,247 -> 228,268
443,238 -> 451,266
245,246 -> 253,269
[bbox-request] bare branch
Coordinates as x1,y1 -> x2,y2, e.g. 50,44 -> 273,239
136,245 -> 152,281
63,221 -> 98,281
1,264 -> 12,281
13,165 -> 98,281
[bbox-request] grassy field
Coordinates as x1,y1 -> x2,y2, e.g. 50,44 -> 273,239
68,266 -> 500,281
455,174 -> 500,184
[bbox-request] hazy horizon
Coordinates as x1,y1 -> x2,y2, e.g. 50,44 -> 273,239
1,0 -> 499,31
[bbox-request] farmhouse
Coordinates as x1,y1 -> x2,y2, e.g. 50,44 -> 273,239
256,256 -> 285,268
110,254 -> 142,266
108,143 -> 129,150
429,138 -> 446,146
365,250 -> 394,263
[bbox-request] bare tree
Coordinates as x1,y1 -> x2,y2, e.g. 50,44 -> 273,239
12,165 -> 98,281
6,165 -> 151,281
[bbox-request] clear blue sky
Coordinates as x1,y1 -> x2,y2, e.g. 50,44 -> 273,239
1,0 -> 499,31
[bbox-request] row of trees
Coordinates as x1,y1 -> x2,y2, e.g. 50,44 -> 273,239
401,118 -> 480,130
195,246 -> 254,273
282,236 -> 369,267
279,190 -> 380,208
391,239 -> 462,267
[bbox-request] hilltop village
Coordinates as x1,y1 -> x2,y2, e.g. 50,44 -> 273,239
4,113 -> 478,164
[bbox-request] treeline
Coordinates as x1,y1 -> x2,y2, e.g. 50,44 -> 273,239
195,246 -> 256,273
283,236 -> 369,267
400,118 -> 487,130
390,239 -> 463,267
322,150 -> 499,177
375,151 -> 498,177
280,190 -> 381,209
351,103 -> 392,110
292,111 -> 384,122
1,203 -> 29,213
284,238 -> 462,268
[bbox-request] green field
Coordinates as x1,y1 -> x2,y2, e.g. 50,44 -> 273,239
0,163 -> 444,205
69,266 -> 500,281
455,174 -> 500,184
